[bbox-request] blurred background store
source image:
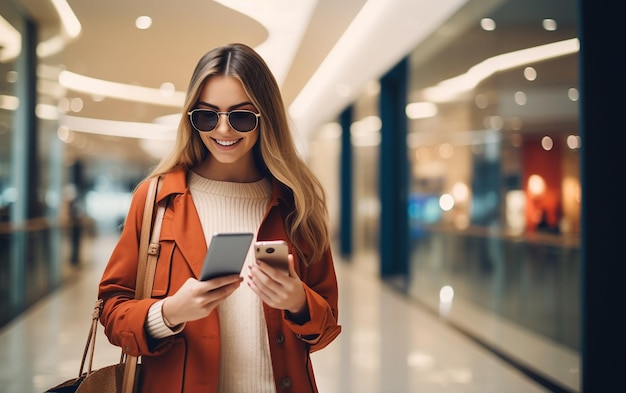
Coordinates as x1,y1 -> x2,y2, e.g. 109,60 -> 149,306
1,0 -> 623,392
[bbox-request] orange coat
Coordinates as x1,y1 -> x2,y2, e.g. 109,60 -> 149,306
98,169 -> 341,393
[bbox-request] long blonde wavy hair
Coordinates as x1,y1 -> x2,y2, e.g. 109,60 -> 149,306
148,43 -> 329,264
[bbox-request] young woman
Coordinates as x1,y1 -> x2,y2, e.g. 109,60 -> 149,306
98,43 -> 341,393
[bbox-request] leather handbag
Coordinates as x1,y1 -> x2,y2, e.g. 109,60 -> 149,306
45,176 -> 165,393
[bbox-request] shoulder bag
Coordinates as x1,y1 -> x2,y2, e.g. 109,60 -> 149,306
45,176 -> 166,393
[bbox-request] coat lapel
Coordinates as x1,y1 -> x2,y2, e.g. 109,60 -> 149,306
157,169 -> 207,279
171,192 -> 207,279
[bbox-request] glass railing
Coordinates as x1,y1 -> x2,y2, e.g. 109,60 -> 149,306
408,224 -> 580,351
0,219 -> 86,328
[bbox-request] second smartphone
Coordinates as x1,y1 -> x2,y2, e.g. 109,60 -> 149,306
254,240 -> 289,271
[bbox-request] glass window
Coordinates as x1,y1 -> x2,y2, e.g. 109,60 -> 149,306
0,6 -> 21,223
406,0 -> 580,354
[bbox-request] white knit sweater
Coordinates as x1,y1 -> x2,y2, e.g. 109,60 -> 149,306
146,171 -> 276,392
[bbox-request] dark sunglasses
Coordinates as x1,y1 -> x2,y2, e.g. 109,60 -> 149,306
188,109 -> 260,133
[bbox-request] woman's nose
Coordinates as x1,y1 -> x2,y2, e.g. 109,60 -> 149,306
215,113 -> 233,133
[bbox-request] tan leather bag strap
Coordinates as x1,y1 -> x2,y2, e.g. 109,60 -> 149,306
77,299 -> 105,378
122,176 -> 166,393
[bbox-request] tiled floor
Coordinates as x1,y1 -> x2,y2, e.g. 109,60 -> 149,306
0,233 -> 554,393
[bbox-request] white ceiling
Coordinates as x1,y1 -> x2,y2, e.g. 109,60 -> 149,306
11,0 -> 578,169
14,0 -> 472,165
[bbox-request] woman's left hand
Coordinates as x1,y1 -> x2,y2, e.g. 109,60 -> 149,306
248,254 -> 307,316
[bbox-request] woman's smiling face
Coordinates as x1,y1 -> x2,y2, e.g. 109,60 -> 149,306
194,75 -> 260,180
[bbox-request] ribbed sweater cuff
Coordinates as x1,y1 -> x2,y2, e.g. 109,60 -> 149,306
146,299 -> 185,339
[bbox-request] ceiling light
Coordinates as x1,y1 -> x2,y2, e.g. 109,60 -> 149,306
37,0 -> 81,57
439,143 -> 454,159
214,0 -> 317,85
62,115 -> 176,140
541,136 -> 554,151
524,66 -> 537,81
474,94 -> 488,109
439,194 -> 455,211
135,16 -> 152,30
480,18 -> 496,31
50,0 -> 81,38
159,82 -> 175,97
0,95 -> 19,110
567,135 -> 581,149
350,116 -> 381,135
57,126 -> 71,142
36,104 -> 59,120
58,70 -> 185,107
422,38 -> 579,102
70,97 -> 84,112
0,15 -> 21,62
58,97 -> 69,112
514,91 -> 527,105
290,0 -> 468,139
543,18 -> 557,31
38,36 -> 66,58
405,102 -> 438,119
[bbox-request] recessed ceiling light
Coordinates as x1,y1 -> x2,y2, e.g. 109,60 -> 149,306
159,82 -> 175,97
480,18 -> 496,31
135,16 -> 152,30
543,18 -> 557,31
524,66 -> 537,81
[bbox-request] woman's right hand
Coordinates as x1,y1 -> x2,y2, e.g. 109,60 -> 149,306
161,275 -> 242,326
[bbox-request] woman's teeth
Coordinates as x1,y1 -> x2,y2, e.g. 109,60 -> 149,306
215,139 -> 240,146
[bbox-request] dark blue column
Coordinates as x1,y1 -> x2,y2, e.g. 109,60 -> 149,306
579,0 -> 626,391
378,58 -> 409,279
10,18 -> 37,310
11,19 -> 38,222
339,106 -> 353,258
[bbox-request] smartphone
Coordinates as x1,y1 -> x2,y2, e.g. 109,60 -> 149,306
199,232 -> 254,281
254,240 -> 289,271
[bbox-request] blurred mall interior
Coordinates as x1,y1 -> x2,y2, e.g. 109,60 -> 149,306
1,0 -> 625,392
